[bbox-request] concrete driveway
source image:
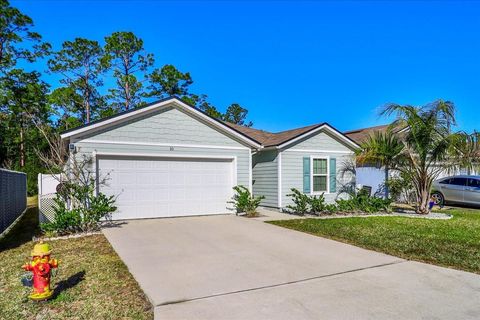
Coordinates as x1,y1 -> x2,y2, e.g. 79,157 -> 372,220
103,215 -> 480,320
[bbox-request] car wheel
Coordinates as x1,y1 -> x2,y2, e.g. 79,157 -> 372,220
431,192 -> 445,206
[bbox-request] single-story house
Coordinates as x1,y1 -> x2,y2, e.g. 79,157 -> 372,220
224,122 -> 359,208
60,97 -> 359,220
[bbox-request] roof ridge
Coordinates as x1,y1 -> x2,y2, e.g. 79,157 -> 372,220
225,121 -> 325,136
344,124 -> 390,134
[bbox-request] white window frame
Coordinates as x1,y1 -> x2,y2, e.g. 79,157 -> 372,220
310,155 -> 330,194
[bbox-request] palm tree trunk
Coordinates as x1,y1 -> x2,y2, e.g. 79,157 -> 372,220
19,126 -> 25,167
416,179 -> 431,214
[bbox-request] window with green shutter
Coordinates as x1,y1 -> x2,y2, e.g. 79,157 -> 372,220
303,157 -> 311,193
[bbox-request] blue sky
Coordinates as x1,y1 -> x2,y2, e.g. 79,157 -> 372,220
14,0 -> 480,133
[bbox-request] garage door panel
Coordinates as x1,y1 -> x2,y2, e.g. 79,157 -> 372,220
98,156 -> 234,219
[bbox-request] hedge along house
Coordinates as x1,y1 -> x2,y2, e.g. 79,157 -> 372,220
61,96 -> 359,220
224,122 -> 360,209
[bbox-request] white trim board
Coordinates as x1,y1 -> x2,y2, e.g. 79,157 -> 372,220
93,151 -> 236,160
284,149 -> 354,154
277,151 -> 282,208
248,149 -> 252,193
61,98 -> 262,149
310,155 -> 331,195
76,139 -> 250,151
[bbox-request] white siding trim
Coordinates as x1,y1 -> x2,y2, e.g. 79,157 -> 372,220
233,156 -> 238,187
278,151 -> 282,208
248,149 -> 252,193
94,151 -> 236,160
76,139 -> 250,151
310,155 -> 331,195
284,149 -> 354,154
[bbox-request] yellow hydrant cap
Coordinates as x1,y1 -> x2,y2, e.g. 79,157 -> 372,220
31,241 -> 52,257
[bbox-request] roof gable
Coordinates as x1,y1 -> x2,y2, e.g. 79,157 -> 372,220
61,97 -> 262,148
224,122 -> 360,150
61,96 -> 358,150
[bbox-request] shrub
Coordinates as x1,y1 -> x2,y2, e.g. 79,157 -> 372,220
324,203 -> 338,214
309,193 -> 327,214
41,197 -> 82,234
286,188 -> 310,215
335,193 -> 392,213
41,178 -> 117,235
384,174 -> 415,204
285,187 -> 392,215
230,185 -> 265,217
335,198 -> 357,212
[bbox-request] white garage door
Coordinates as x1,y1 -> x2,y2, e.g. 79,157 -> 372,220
98,156 -> 234,220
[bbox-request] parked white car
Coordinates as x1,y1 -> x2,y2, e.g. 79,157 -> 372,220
431,175 -> 480,206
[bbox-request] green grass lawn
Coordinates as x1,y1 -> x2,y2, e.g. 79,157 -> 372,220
0,200 -> 153,320
269,207 -> 480,274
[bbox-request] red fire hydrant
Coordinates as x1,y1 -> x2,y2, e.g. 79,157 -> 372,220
22,241 -> 59,301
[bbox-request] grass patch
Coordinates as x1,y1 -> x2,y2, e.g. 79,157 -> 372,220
27,195 -> 38,208
268,207 -> 480,274
0,206 -> 153,320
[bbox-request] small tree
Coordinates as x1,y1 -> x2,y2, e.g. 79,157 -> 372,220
223,103 -> 253,127
0,0 -> 50,72
147,64 -> 193,98
48,38 -> 106,124
356,129 -> 404,198
357,100 -> 479,214
41,155 -> 117,235
102,31 -> 154,111
182,94 -> 223,119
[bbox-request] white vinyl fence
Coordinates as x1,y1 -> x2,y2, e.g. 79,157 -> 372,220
38,173 -> 61,223
0,168 -> 27,235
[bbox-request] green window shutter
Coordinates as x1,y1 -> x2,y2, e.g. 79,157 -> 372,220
330,158 -> 337,193
303,157 -> 310,193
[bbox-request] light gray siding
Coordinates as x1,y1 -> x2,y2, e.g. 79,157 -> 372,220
252,150 -> 278,207
287,130 -> 352,152
74,107 -> 249,148
281,151 -> 355,206
72,106 -> 252,190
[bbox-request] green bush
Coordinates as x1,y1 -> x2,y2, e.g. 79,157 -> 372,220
335,193 -> 392,213
335,198 -> 357,212
384,174 -> 415,203
41,178 -> 117,235
41,197 -> 82,234
324,203 -> 338,214
230,185 -> 265,217
309,193 -> 327,214
286,188 -> 310,215
286,188 -> 392,215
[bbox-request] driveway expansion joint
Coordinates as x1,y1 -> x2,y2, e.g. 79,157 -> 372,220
155,259 -> 406,307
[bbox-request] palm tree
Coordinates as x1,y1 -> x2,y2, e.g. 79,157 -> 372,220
450,131 -> 480,175
356,129 -> 404,199
358,100 -> 477,214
